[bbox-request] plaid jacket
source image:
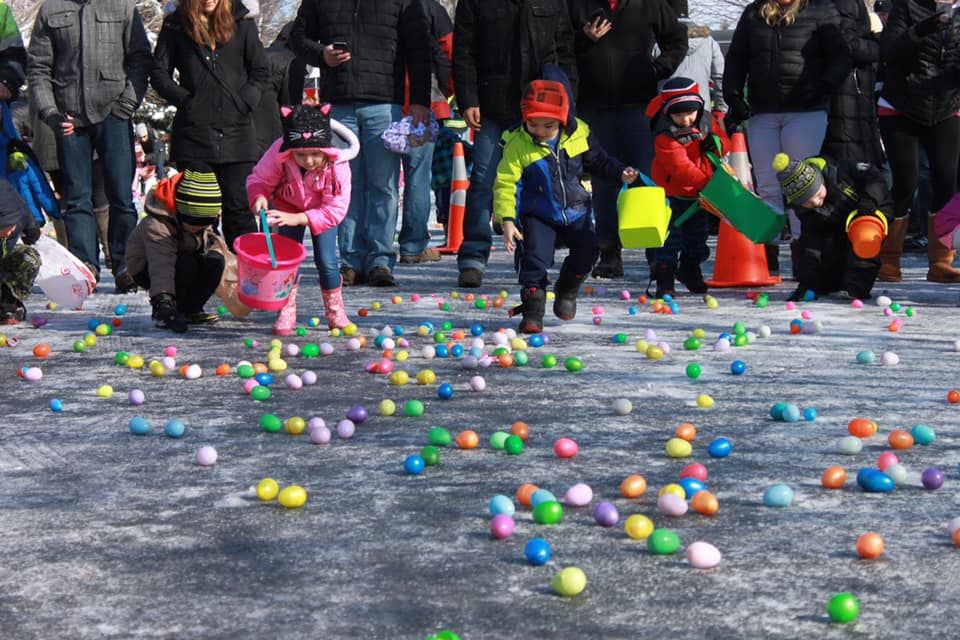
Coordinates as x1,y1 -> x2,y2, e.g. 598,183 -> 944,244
27,0 -> 152,126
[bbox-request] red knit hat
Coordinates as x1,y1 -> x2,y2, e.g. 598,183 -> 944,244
521,80 -> 570,124
645,77 -> 704,119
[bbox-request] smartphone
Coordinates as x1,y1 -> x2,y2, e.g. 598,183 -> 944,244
332,40 -> 350,53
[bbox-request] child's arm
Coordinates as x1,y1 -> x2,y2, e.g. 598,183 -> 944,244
656,135 -> 711,192
582,131 -> 632,184
141,219 -> 179,298
493,134 -> 526,253
246,139 -> 285,213
851,162 -> 892,219
301,161 -> 353,236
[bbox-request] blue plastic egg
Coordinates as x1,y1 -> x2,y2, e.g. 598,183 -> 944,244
782,403 -> 801,423
87,318 -> 101,331
469,346 -> 483,358
470,323 -> 484,337
404,454 -> 425,475
434,345 -> 449,358
524,538 -> 552,565
663,293 -> 673,302
718,332 -> 732,342
49,399 -> 63,413
628,306 -> 638,315
911,424 -> 935,445
374,335 -> 386,349
254,372 -> 274,386
856,350 -> 875,364
165,419 -> 186,438
730,360 -> 747,375
708,437 -> 733,458
770,402 -> 787,420
438,383 -> 454,400
114,304 -> 127,316
530,489 -> 557,508
856,468 -> 894,493
678,477 -> 706,498
450,344 -> 464,358
528,334 -> 545,348
129,416 -> 150,435
393,326 -> 405,337
489,494 -> 515,516
763,483 -> 794,507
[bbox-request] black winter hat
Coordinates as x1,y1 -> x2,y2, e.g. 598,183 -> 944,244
280,103 -> 333,152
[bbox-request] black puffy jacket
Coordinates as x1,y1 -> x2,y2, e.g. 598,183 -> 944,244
453,0 -> 578,125
569,0 -> 687,110
288,0 -> 431,107
880,0 -> 960,126
821,0 -> 884,166
723,0 -> 851,114
151,2 -> 270,164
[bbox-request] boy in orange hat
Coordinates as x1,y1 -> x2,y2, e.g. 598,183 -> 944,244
494,70 -> 637,333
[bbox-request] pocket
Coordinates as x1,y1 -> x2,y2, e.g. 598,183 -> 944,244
47,11 -> 79,50
95,8 -> 123,43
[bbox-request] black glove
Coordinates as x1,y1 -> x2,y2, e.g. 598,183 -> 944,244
151,293 -> 188,333
21,226 -> 40,245
725,96 -> 749,134
42,109 -> 67,131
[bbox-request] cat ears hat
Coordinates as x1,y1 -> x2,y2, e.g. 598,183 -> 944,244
280,103 -> 333,152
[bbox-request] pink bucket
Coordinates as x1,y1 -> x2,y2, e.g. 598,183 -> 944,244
233,233 -> 307,311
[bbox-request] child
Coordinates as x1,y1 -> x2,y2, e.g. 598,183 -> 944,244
0,181 -> 42,324
646,77 -> 730,298
934,194 -> 960,254
125,164 -> 226,333
247,103 -> 352,335
494,73 -> 637,333
772,152 -> 891,300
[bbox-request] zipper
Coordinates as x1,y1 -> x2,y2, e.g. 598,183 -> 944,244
547,142 -> 568,225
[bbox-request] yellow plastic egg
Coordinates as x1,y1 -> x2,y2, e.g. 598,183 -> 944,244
499,290 -> 510,299
510,338 -> 528,351
379,399 -> 396,416
391,295 -> 402,304
634,339 -> 649,353
551,567 -> 587,597
665,437 -> 693,458
646,346 -> 664,360
692,328 -> 706,339
127,355 -> 144,369
546,291 -> 556,300
285,416 -> 306,435
624,514 -> 655,540
96,384 -> 114,398
395,350 -> 409,362
278,485 -> 307,508
416,369 -> 437,385
330,328 -> 342,337
343,323 -> 358,337
389,370 -> 410,386
149,361 -> 166,377
268,358 -> 287,372
706,296 -> 719,309
84,333 -> 97,347
696,393 -> 715,409
659,483 -> 687,499
417,325 -> 431,337
371,301 -> 382,311
450,291 -> 459,299
0,335 -> 6,347
256,478 -> 279,501
95,323 -> 110,336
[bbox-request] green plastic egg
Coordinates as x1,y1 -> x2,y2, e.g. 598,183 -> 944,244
504,435 -> 524,455
564,357 -> 583,372
260,413 -> 282,433
237,364 -> 255,379
428,427 -> 452,446
533,500 -> 564,524
420,445 -> 440,466
403,400 -> 425,417
490,431 -> 509,449
541,354 -> 558,368
250,386 -> 271,401
647,528 -> 681,554
301,343 -> 320,358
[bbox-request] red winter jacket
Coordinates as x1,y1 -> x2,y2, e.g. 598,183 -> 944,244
651,112 -> 729,198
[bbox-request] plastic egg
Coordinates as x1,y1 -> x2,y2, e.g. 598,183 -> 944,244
624,514 -> 655,540
857,468 -> 894,493
551,567 -> 586,597
593,501 -> 620,526
456,430 -> 479,449
164,419 -> 186,438
256,478 -> 279,501
680,463 -> 707,482
666,437 -> 692,458
885,463 -> 908,484
827,592 -> 860,623
763,484 -> 794,507
310,426 -> 331,444
285,417 -> 306,435
612,398 -> 633,415
195,446 -> 218,466
821,465 -> 847,489
881,351 -> 899,366
647,529 -> 681,555
404,454 -> 425,475
128,388 -> 145,405
490,514 -> 515,539
24,367 -> 43,382
620,474 -> 647,499
563,483 -> 593,507
690,490 -> 719,515
686,541 -> 721,569
489,495 -> 515,516
856,532 -> 884,559
278,485 -> 307,508
553,437 -> 579,459
888,429 -> 914,450
532,500 -> 564,525
708,437 -> 732,458
657,493 -> 688,516
922,467 -> 945,490
336,419 -> 356,439
524,538 -> 552,565
128,416 -> 150,435
696,394 -> 714,409
49,399 -> 63,413
911,424 -> 936,445
185,364 -> 202,379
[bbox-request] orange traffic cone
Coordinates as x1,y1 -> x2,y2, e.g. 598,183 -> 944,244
437,140 -> 469,254
707,130 -> 780,287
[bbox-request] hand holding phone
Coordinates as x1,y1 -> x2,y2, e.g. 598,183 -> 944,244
324,42 -> 352,67
936,0 -> 954,22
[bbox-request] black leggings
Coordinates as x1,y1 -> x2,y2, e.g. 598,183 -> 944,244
209,161 -> 258,250
879,115 -> 960,219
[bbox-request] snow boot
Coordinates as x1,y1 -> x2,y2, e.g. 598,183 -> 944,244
509,287 -> 546,334
927,214 -> 960,283
878,217 -> 908,282
322,285 -> 350,329
649,262 -> 676,299
553,265 -> 586,321
273,278 -> 299,336
592,244 -> 624,279
677,258 -> 707,294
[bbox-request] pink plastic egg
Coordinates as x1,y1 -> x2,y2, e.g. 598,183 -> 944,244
686,541 -> 722,569
680,463 -> 708,482
490,514 -> 515,539
851,299 -> 864,308
620,290 -> 631,300
24,367 -> 43,382
554,437 -> 579,459
563,482 -> 593,506
877,451 -> 899,471
243,379 -> 260,394
301,370 -> 317,385
128,388 -> 145,405
319,343 -> 334,355
470,375 -> 486,391
346,338 -> 362,351
801,310 -> 813,320
785,301 -> 796,310
308,417 -> 326,431
336,419 -> 355,439
284,343 -> 300,357
195,446 -> 217,466
164,346 -> 177,357
657,493 -> 688,516
310,426 -> 331,444
285,374 -> 303,389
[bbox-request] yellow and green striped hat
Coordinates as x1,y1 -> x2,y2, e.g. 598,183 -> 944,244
175,163 -> 222,225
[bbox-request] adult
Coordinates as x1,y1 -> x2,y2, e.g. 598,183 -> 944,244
151,0 -> 270,250
136,122 -> 167,174
0,0 -> 25,103
569,0 -> 687,279
723,0 -> 851,275
453,0 -> 578,288
252,22 -> 306,157
820,0 -> 885,167
27,0 -> 153,292
397,0 -> 454,266
289,0 -> 433,287
877,0 -> 960,283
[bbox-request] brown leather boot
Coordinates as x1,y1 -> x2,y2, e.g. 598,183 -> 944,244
877,217 -> 908,282
927,214 -> 960,283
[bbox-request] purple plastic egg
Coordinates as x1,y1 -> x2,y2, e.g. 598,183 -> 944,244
284,374 -> 303,389
310,426 -> 331,444
593,501 -> 620,527
195,446 -> 217,466
128,388 -> 145,405
301,370 -> 317,385
470,375 -> 486,391
346,405 -> 369,423
319,342 -> 334,355
32,316 -> 47,329
489,514 -> 515,539
308,417 -> 326,431
922,467 -> 945,490
336,419 -> 355,439
284,343 -> 300,357
657,493 -> 688,516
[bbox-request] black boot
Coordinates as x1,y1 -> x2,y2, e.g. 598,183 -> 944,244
553,265 -> 586,320
652,262 -> 676,299
509,287 -> 546,334
765,243 -> 780,276
677,258 -> 707,294
592,244 -> 624,279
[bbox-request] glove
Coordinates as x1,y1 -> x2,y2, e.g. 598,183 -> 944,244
41,110 -> 67,131
725,96 -> 749,135
151,293 -> 188,333
21,226 -> 40,245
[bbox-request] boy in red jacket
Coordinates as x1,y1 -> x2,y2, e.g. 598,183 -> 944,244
647,77 -> 729,297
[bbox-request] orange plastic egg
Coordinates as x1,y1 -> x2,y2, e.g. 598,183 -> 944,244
848,418 -> 877,438
948,389 -> 960,404
888,429 -> 914,450
492,297 -> 504,308
856,532 -> 884,559
821,465 -> 847,489
253,362 -> 268,374
215,363 -> 231,376
675,422 -> 696,442
381,349 -> 394,359
498,354 -> 514,368
691,490 -> 719,516
357,336 -> 367,348
455,429 -> 479,450
32,343 -> 51,359
638,294 -> 648,304
619,474 -> 647,499
453,330 -> 465,340
510,421 -> 529,442
953,529 -> 960,546
464,294 -> 474,302
516,483 -> 539,508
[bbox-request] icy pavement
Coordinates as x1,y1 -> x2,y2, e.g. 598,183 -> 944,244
1,240 -> 959,639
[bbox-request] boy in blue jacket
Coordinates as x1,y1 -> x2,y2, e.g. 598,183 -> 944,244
495,73 -> 637,333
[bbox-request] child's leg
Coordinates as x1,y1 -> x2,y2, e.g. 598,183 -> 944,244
511,216 -> 555,333
792,213 -> 831,298
677,208 -> 710,294
175,251 -> 225,316
0,244 -> 41,321
314,227 -> 351,329
553,215 -> 597,320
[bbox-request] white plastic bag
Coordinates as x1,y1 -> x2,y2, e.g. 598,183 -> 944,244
34,235 -> 97,309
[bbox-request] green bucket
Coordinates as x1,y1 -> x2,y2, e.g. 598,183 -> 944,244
674,154 -> 785,244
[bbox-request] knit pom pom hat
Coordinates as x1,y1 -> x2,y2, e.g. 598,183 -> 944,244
175,163 -> 222,225
772,153 -> 825,206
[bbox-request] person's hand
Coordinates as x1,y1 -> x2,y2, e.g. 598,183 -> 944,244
21,226 -> 41,245
324,44 -> 351,67
61,114 -> 75,137
0,84 -> 11,101
583,16 -> 612,42
502,220 -> 523,253
621,167 -> 638,184
252,196 -> 269,214
266,210 -> 309,227
463,107 -> 482,131
410,104 -> 431,128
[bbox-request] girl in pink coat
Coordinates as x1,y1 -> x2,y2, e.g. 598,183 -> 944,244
248,103 -> 356,334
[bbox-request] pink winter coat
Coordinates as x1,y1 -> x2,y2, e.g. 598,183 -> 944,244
246,139 -> 352,237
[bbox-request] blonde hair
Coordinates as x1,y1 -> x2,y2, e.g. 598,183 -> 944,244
759,0 -> 808,27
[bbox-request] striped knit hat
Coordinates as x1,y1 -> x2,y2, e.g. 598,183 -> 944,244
175,163 -> 221,225
772,153 -> 824,206
645,77 -> 703,119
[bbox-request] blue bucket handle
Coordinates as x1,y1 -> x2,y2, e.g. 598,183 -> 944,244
259,208 -> 278,268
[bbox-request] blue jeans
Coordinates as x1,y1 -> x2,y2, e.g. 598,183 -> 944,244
330,103 -> 402,273
648,198 -> 709,268
399,139 -> 436,256
457,119 -> 506,273
278,224 -> 341,290
58,114 -> 137,278
581,106 -> 655,249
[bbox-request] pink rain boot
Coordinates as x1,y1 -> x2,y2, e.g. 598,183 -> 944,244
272,278 -> 299,336
322,286 -> 350,329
